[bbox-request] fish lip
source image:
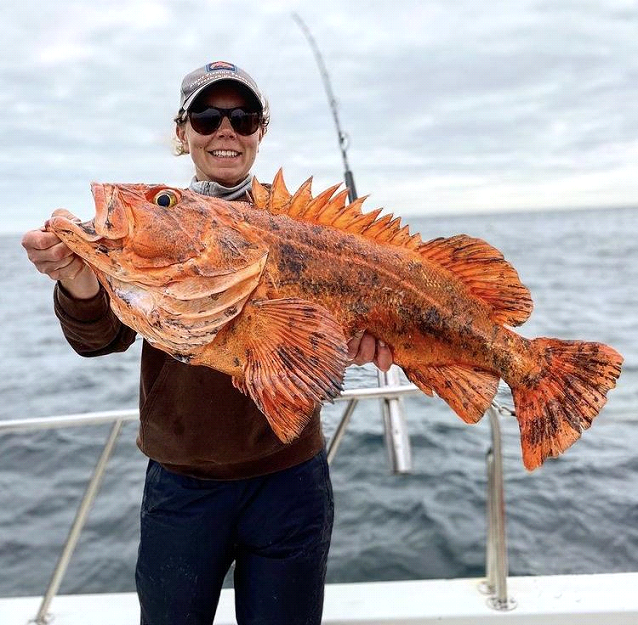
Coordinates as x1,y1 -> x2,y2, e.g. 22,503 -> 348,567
90,181 -> 105,210
48,211 -> 102,242
90,182 -> 130,240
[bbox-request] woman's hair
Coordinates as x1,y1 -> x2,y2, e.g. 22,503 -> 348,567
172,83 -> 270,156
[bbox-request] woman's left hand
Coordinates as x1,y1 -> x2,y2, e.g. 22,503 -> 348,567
347,330 -> 393,372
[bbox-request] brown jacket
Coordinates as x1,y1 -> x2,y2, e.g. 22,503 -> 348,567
53,240 -> 323,480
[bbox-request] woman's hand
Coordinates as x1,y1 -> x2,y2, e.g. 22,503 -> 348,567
21,227 -> 100,299
347,330 -> 393,372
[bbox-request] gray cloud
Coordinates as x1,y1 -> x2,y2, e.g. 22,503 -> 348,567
2,0 -> 637,233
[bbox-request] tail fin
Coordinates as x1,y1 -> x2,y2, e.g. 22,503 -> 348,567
512,338 -> 623,471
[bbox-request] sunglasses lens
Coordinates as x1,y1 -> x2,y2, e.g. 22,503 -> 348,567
189,109 -> 223,135
188,108 -> 261,136
229,110 -> 261,136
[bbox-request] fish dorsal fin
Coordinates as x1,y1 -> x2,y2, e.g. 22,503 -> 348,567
289,178 -> 314,217
251,170 -> 423,252
253,172 -> 530,326
418,235 -> 533,326
251,176 -> 270,208
268,169 -> 292,211
252,171 -> 293,214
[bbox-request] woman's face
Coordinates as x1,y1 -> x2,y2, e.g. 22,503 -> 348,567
177,83 -> 264,187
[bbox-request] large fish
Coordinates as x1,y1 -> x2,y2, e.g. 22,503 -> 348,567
47,171 -> 623,470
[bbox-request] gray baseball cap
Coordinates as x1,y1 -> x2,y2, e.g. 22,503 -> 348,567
178,61 -> 266,114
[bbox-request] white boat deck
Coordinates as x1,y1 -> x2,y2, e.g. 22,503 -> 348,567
2,573 -> 638,625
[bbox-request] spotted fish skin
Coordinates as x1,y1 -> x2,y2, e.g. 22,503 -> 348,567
47,172 -> 623,470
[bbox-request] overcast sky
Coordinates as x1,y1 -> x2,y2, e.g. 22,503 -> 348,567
1,0 -> 636,234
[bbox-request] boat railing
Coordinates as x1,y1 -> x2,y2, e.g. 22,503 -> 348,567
1,378 -> 516,624
480,402 -> 517,611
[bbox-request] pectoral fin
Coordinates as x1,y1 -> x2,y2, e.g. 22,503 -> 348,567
232,298 -> 348,443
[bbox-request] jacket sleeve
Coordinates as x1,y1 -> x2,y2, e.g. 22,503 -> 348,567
53,282 -> 137,356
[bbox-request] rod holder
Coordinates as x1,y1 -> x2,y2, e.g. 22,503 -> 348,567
379,366 -> 412,474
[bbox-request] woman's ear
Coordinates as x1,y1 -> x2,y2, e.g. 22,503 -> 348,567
176,124 -> 189,153
256,127 -> 266,153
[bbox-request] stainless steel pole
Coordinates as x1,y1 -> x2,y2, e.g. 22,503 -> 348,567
485,405 -> 516,611
34,419 -> 124,625
379,366 -> 412,474
327,398 -> 358,465
478,448 -> 496,595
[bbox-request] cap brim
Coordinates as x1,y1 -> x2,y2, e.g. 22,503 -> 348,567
182,75 -> 263,113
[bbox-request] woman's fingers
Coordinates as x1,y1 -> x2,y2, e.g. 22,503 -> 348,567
352,333 -> 376,365
373,341 -> 393,372
348,330 -> 393,370
33,254 -> 86,280
22,228 -> 84,280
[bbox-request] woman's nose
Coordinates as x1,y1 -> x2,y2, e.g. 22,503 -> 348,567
216,115 -> 236,136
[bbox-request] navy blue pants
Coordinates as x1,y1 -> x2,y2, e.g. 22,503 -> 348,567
135,449 -> 334,625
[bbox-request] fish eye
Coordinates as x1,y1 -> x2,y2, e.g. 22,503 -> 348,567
153,189 -> 179,208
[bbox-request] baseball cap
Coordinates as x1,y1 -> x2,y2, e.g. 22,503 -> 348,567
178,61 -> 267,115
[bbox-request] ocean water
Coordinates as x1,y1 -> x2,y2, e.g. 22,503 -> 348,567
1,205 -> 637,598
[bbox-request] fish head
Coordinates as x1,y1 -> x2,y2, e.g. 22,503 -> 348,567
47,183 -> 263,287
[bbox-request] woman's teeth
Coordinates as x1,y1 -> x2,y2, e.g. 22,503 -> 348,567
210,150 -> 240,158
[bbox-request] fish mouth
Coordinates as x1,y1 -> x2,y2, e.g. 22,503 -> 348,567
46,208 -> 124,277
91,182 -> 131,240
47,210 -> 102,243
47,178 -> 128,245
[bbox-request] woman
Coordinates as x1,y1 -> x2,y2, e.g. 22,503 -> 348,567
22,61 -> 392,625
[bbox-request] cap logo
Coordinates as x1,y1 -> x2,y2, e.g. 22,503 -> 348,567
206,61 -> 236,73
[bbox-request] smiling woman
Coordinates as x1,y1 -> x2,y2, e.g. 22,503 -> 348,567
176,85 -> 264,186
20,59 -> 392,625
173,64 -> 270,187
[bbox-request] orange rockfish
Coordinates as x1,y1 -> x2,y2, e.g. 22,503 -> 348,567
47,171 -> 623,470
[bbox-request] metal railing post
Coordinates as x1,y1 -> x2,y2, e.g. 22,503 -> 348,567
327,398 -> 358,464
326,375 -> 413,471
33,419 -> 124,625
478,449 -> 497,595
481,404 -> 516,611
378,366 -> 412,474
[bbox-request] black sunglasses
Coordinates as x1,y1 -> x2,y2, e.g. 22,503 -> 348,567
188,106 -> 262,136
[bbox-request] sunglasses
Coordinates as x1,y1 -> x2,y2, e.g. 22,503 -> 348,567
188,106 -> 262,136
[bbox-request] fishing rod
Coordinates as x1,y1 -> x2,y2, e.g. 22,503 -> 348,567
292,14 -> 412,474
292,13 -> 358,203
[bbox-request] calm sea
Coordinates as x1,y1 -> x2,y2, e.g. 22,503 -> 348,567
1,205 -> 637,598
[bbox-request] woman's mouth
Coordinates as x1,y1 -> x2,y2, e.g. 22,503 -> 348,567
209,150 -> 241,158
